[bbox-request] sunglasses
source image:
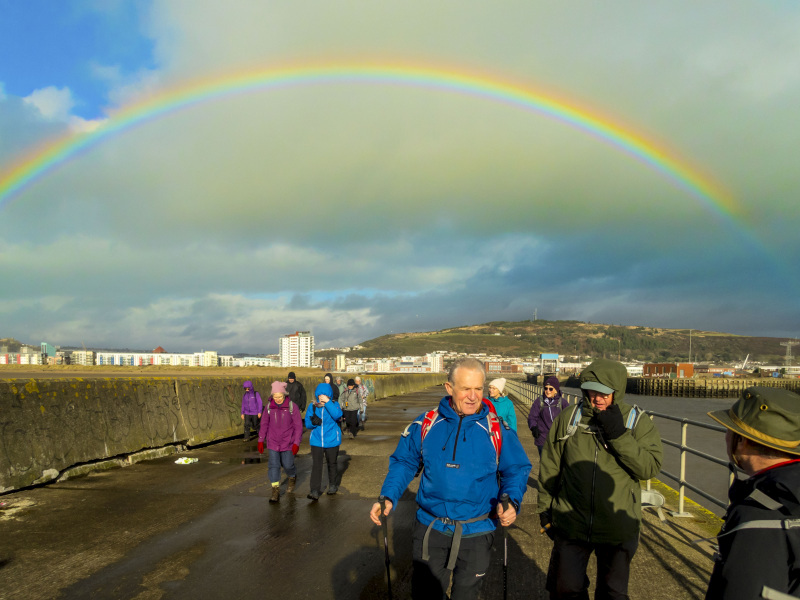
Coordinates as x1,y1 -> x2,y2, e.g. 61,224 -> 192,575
544,386 -> 556,391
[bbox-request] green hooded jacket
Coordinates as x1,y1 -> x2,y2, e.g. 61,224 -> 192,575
537,359 -> 663,544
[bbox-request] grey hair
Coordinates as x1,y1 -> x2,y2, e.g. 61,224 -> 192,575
447,357 -> 486,384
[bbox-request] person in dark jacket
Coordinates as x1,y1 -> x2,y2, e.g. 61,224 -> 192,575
305,382 -> 343,500
528,376 -> 570,457
705,387 -> 800,599
370,357 -> 531,600
538,359 -> 662,600
285,372 -> 307,414
323,373 -> 340,401
340,379 -> 363,439
257,381 -> 303,503
240,380 -> 263,442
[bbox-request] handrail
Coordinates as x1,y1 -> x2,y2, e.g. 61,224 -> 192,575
504,379 -> 738,514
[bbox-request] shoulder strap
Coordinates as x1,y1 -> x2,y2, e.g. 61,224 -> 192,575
484,411 -> 506,463
626,404 -> 644,430
558,401 -> 584,441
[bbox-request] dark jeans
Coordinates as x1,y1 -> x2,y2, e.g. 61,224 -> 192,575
309,445 -> 339,492
411,520 -> 494,600
546,532 -> 639,599
268,449 -> 296,484
343,410 -> 360,436
242,414 -> 259,440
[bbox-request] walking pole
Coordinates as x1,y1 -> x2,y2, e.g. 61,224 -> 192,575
500,493 -> 510,600
379,495 -> 393,600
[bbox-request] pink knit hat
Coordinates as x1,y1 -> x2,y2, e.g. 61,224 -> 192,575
271,381 -> 288,395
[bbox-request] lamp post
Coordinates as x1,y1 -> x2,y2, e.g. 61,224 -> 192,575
689,329 -> 693,364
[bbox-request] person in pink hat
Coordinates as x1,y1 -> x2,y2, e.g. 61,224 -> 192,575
258,380 -> 303,503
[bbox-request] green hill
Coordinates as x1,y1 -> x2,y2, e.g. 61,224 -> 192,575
322,320 -> 793,364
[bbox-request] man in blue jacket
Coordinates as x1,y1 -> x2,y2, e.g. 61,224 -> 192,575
369,357 -> 531,600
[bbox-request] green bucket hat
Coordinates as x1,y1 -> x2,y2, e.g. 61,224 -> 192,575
708,386 -> 800,456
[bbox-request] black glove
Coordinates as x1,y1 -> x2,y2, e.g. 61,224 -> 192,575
310,414 -> 323,427
539,511 -> 555,540
531,426 -> 541,439
596,404 -> 626,440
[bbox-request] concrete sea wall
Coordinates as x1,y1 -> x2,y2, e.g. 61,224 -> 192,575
0,373 -> 446,493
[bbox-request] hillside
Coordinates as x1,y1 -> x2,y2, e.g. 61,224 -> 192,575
323,320 -> 793,364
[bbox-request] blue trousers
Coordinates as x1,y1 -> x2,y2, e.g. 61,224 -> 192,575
268,449 -> 297,484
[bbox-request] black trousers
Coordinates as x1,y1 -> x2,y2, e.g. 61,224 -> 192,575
546,532 -> 639,600
309,445 -> 339,492
411,520 -> 494,600
343,410 -> 360,436
242,414 -> 259,440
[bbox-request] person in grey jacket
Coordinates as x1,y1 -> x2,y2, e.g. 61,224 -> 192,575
340,379 -> 363,438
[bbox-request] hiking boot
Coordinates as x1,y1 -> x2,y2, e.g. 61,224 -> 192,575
326,485 -> 338,495
269,486 -> 280,503
287,477 -> 296,493
307,490 -> 320,501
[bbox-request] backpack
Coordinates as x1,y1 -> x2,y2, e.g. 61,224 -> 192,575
402,400 -> 509,466
557,399 -> 643,441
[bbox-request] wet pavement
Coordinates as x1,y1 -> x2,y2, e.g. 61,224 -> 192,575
0,386 -> 719,599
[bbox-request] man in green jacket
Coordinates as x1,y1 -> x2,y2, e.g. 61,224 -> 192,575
537,358 -> 663,599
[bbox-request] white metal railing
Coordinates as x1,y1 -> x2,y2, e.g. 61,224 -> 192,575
503,379 -> 738,514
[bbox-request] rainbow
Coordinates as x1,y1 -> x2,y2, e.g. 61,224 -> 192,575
0,62 -> 740,217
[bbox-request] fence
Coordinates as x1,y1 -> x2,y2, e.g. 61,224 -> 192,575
635,376 -> 800,398
504,379 -> 737,514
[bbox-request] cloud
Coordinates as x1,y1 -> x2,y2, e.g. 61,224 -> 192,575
2,1 -> 800,353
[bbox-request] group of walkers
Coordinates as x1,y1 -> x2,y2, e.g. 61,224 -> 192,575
240,371 -> 369,503
369,357 -> 800,599
243,359 -> 800,598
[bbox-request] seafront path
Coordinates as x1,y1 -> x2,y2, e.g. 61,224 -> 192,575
0,385 -> 720,599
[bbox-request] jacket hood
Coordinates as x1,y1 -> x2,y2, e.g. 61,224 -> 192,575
315,382 -> 333,400
580,359 -> 627,404
243,380 -> 253,389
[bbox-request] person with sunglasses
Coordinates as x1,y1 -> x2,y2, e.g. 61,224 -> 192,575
527,376 -> 570,457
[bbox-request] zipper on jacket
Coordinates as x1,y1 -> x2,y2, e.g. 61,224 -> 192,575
587,443 -> 598,541
452,415 -> 464,461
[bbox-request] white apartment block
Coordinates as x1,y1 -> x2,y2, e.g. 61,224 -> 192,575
426,353 -> 444,373
335,353 -> 346,371
279,331 -> 314,368
70,350 -> 95,365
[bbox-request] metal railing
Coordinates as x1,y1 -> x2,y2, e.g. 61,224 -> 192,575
504,379 -> 737,514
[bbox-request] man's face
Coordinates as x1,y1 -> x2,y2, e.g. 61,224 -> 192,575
288,378 -> 295,383
445,367 -> 485,416
587,389 -> 613,411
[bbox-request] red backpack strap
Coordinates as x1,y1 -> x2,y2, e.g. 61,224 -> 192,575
420,409 -> 440,444
485,412 -> 503,460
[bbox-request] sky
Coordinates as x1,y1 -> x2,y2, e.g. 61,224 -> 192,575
1,1 -> 799,354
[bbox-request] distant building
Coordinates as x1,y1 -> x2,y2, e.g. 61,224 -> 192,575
484,361 -> 523,374
540,353 -> 560,374
320,358 -> 333,372
643,363 -> 694,378
335,353 -> 346,371
426,353 -> 444,373
279,331 -> 314,368
70,350 -> 95,366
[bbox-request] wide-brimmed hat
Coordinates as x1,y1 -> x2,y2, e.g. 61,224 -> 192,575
708,386 -> 800,456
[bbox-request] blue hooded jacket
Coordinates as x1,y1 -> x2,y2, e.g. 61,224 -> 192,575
305,382 -> 343,448
380,395 -> 531,536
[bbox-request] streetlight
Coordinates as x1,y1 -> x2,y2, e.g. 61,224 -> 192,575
688,329 -> 693,364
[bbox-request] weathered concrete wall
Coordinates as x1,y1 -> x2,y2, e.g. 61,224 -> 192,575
0,373 -> 445,493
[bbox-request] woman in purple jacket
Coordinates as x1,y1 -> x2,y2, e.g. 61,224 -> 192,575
258,381 -> 303,503
241,380 -> 263,442
527,376 -> 570,458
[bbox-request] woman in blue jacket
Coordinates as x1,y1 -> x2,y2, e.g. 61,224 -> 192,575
488,378 -> 517,431
305,382 -> 343,500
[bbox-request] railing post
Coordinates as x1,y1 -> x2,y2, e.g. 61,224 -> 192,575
671,420 -> 692,517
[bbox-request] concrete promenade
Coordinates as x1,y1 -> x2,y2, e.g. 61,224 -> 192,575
0,385 -> 719,599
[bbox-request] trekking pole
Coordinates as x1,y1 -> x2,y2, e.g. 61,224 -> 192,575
500,493 -> 509,600
379,495 -> 393,600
